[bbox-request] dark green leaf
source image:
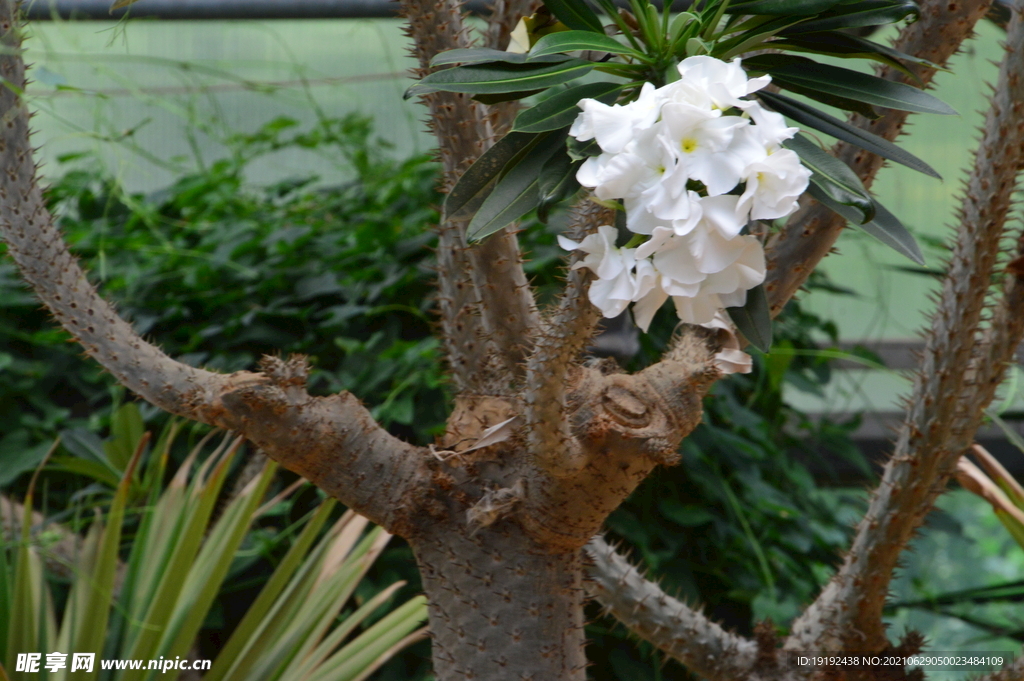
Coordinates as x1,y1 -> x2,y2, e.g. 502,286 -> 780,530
513,82 -> 623,133
719,17 -> 806,60
529,30 -> 638,57
659,498 -> 716,526
430,48 -> 571,67
537,151 -> 582,221
567,136 -> 601,160
542,0 -> 606,33
0,431 -> 51,487
725,0 -> 842,15
770,32 -> 941,74
405,59 -> 595,98
744,54 -> 956,115
782,0 -> 919,33
468,130 -> 569,240
727,284 -> 772,353
473,89 -> 546,104
757,91 -> 940,178
444,131 -> 545,221
785,134 -> 874,223
808,185 -> 925,264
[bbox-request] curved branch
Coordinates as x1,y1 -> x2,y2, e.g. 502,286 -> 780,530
524,198 -> 614,476
584,536 -> 761,681
764,0 -> 994,316
786,2 -> 1024,651
0,8 -> 428,534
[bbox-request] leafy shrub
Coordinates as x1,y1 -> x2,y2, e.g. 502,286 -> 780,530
0,416 -> 427,681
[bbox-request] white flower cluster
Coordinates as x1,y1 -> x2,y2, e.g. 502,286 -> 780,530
560,56 -> 811,331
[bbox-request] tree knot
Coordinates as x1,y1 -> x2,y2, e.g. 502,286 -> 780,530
259,354 -> 310,389
466,479 -> 525,532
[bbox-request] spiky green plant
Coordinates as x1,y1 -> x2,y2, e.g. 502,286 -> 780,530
0,425 -> 427,681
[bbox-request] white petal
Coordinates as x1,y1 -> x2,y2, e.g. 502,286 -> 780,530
635,226 -> 675,259
672,292 -> 718,325
699,194 -> 745,238
689,227 -> 748,274
714,347 -> 753,374
632,284 -> 669,332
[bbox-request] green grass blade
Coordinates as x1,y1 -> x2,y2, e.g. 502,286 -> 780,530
203,499 -> 337,681
306,596 -> 429,681
157,461 -> 278,667
72,438 -> 147,681
117,439 -> 240,681
285,581 -> 407,680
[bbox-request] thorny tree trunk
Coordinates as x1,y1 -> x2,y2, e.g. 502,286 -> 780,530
1,0 -> 1024,677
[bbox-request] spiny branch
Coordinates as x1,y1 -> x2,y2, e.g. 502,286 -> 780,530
787,2 -> 1024,651
402,0 -> 538,393
402,0 -> 492,392
764,0 -> 994,316
0,4 -> 428,534
584,536 -> 761,681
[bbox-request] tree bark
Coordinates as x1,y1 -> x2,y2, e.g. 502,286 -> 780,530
411,519 -> 587,681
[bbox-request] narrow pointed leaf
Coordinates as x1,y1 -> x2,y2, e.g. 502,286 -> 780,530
468,130 -> 569,240
725,0 -> 841,15
72,435 -> 147,681
444,131 -> 544,221
284,581 -> 407,680
770,32 -> 942,72
542,0 -> 605,33
473,89 -> 546,104
306,596 -> 429,681
758,91 -> 940,178
537,150 -> 582,221
203,502 -> 337,681
785,134 -> 874,223
718,16 -> 805,59
513,81 -> 623,132
406,58 -> 594,98
808,185 -> 924,264
744,54 -> 956,115
727,284 -> 772,353
162,462 -> 277,663
430,48 -> 570,67
529,30 -> 637,57
567,136 -> 601,160
782,0 -> 919,33
120,444 -> 238,679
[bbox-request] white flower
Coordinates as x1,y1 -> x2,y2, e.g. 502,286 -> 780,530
745,101 -> 800,150
659,107 -> 753,196
672,56 -> 771,111
558,225 -> 640,318
736,147 -> 811,221
564,56 -> 805,332
633,221 -> 766,326
569,82 -> 662,154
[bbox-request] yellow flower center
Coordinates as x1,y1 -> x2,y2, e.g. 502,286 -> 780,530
681,137 -> 698,154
